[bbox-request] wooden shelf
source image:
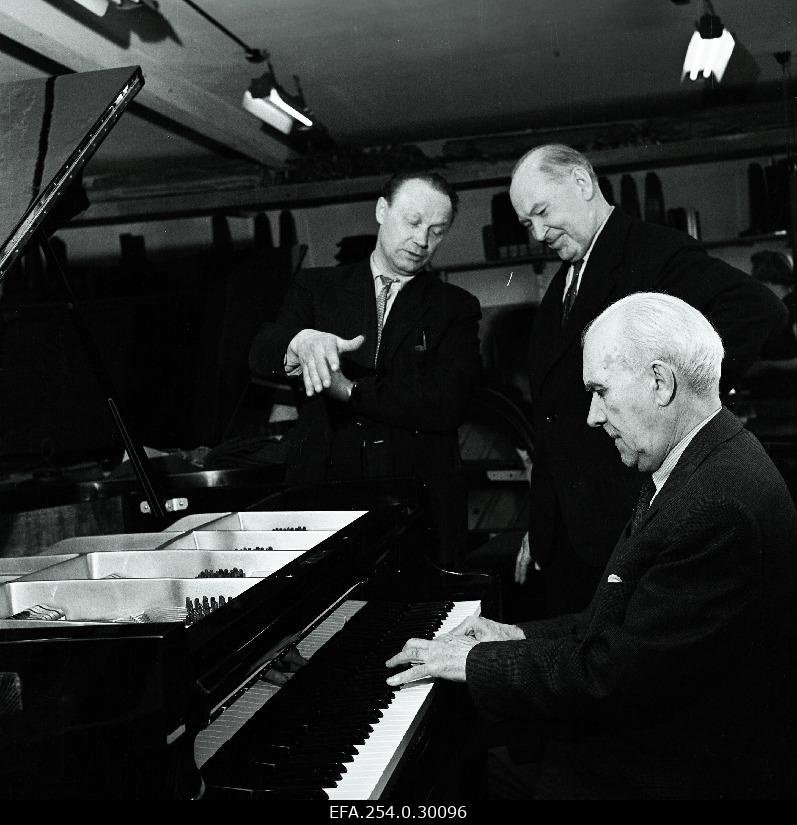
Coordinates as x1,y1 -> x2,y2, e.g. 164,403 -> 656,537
434,231 -> 791,276
69,126 -> 794,226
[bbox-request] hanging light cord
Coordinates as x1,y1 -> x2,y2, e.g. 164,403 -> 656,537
176,0 -> 266,62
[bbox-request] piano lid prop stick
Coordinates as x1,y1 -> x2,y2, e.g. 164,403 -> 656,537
37,230 -> 166,520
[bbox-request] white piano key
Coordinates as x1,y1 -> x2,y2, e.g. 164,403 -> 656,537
325,600 -> 480,800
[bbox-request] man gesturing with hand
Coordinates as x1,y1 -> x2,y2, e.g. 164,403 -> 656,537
249,171 -> 482,569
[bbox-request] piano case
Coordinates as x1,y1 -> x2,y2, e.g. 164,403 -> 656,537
0,67 -> 495,801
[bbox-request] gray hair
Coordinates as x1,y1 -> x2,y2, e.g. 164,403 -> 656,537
511,143 -> 598,185
582,293 -> 724,397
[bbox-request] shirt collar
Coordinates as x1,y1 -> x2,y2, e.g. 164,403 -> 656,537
577,206 -> 614,271
565,206 -> 614,293
370,252 -> 413,289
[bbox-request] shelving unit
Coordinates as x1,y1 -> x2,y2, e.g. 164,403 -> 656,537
432,230 -> 791,276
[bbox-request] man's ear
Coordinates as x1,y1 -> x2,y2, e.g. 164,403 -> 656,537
375,196 -> 387,225
651,361 -> 676,406
572,166 -> 596,200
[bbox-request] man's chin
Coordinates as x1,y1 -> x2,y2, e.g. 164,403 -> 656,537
398,257 -> 426,274
616,447 -> 640,469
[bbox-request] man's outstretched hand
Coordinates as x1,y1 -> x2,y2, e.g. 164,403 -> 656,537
286,330 -> 365,396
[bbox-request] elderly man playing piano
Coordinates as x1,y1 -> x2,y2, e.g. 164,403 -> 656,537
386,293 -> 797,800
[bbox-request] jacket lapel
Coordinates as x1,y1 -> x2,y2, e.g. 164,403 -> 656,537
340,259 -> 379,369
631,408 -> 743,535
530,262 -> 568,382
377,271 -> 433,365
533,209 -> 631,387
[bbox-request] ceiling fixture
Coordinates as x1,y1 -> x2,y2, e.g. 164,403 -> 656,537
173,0 -> 320,138
681,1 -> 735,82
243,63 -> 315,135
70,0 -> 160,15
70,0 -> 322,141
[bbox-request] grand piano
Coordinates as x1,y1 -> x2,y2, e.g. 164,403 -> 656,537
0,67 -> 495,800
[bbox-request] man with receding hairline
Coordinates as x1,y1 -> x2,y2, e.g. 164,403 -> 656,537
386,293 -> 797,799
508,143 -> 788,618
249,171 -> 481,568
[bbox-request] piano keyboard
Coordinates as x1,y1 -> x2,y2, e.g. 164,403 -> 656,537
194,600 -> 367,768
198,598 -> 480,799
325,599 -> 479,800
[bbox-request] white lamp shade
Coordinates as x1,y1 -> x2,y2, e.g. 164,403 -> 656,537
71,0 -> 109,15
242,90 -> 294,134
682,27 -> 735,82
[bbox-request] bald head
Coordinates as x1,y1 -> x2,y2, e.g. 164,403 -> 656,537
509,143 -> 611,263
512,144 -> 599,185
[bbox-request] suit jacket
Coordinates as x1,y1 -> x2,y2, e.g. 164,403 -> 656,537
467,409 -> 797,798
528,208 -> 789,569
248,259 -> 482,566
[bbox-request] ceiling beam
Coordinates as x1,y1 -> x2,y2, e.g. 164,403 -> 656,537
0,2 -> 295,168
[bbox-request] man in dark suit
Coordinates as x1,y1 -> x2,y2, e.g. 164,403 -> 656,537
248,171 -> 482,568
509,144 -> 788,616
386,293 -> 797,799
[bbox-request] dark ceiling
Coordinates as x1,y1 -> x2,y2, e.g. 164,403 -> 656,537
0,0 -> 794,223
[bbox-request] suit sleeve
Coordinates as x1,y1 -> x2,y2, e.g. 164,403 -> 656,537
248,269 -> 317,378
654,245 -> 788,389
350,290 -> 482,432
466,495 -> 762,727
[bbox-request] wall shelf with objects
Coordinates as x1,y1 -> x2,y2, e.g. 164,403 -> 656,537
432,230 -> 792,277
66,103 -> 794,225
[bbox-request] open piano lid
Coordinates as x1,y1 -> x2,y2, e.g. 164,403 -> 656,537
0,65 -> 144,280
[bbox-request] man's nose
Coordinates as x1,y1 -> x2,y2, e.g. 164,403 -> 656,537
529,217 -> 546,243
411,226 -> 429,248
586,394 -> 606,428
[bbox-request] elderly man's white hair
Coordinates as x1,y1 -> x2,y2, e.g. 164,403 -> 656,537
582,292 -> 724,397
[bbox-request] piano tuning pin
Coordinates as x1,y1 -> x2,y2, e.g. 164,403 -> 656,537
194,598 -> 202,613
202,596 -> 210,612
210,597 -> 218,611
219,595 -> 226,606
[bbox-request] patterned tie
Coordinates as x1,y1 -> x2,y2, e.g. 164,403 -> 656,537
374,274 -> 397,365
561,259 -> 583,327
630,475 -> 656,535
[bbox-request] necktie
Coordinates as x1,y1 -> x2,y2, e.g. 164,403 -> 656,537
630,475 -> 656,534
374,274 -> 397,365
561,260 -> 583,327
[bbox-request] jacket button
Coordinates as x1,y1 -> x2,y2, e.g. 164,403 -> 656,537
545,414 -> 557,423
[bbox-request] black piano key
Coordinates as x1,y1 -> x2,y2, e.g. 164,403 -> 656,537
203,599 -> 455,795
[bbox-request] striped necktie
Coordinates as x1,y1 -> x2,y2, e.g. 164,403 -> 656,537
374,274 -> 397,365
561,259 -> 584,327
